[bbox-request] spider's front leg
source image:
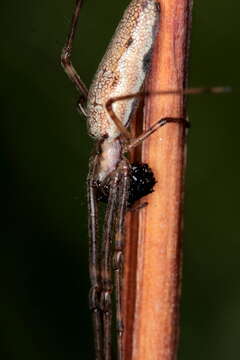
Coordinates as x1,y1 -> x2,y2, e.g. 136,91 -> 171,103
99,160 -> 130,360
87,154 -> 104,360
100,169 -> 121,360
112,159 -> 130,360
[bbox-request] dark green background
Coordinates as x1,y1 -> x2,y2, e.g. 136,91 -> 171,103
1,0 -> 239,359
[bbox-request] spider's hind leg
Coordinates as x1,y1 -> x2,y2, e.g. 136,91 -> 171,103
127,117 -> 188,151
106,92 -> 188,149
61,0 -> 89,114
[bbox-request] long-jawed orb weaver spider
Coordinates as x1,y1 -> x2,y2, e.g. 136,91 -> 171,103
61,1 -> 228,359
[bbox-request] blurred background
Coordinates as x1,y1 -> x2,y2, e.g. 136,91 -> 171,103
1,0 -> 239,359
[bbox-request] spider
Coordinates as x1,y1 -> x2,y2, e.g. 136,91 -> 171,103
60,1 -> 227,359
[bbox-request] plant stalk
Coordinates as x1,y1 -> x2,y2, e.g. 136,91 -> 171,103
122,0 -> 192,359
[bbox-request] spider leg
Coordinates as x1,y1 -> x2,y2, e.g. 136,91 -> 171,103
106,86 -> 229,115
127,117 -> 188,150
113,159 -> 130,360
100,170 -> 121,360
105,86 -> 227,141
87,154 -> 104,360
105,92 -> 187,142
61,0 -> 89,114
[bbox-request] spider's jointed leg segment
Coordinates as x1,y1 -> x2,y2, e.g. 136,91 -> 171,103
100,170 -> 121,360
87,154 -> 104,360
106,92 -> 188,146
61,0 -> 88,109
128,117 -> 188,151
112,161 -> 130,360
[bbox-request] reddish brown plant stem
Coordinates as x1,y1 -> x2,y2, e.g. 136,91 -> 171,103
122,0 -> 192,359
